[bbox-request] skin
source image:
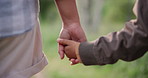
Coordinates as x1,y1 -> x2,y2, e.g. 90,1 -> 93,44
57,39 -> 82,64
55,0 -> 87,64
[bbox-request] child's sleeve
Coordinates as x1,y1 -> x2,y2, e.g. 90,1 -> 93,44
79,0 -> 148,65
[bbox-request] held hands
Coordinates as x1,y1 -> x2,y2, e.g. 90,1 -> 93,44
55,0 -> 86,65
57,39 -> 82,64
58,23 -> 86,65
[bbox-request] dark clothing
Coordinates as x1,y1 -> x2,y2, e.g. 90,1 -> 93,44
79,0 -> 148,65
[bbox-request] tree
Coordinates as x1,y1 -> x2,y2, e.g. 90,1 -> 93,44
77,0 -> 104,32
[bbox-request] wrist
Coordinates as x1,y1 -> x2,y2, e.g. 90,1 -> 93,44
75,43 -> 82,63
63,22 -> 81,29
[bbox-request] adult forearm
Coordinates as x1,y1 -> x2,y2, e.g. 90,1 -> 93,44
55,0 -> 80,27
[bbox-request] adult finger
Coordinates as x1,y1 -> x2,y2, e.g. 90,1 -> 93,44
58,43 -> 65,59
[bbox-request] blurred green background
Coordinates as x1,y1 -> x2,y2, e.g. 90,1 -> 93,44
33,0 -> 148,78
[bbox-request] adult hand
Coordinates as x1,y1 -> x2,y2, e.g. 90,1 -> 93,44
55,0 -> 86,65
58,23 -> 86,62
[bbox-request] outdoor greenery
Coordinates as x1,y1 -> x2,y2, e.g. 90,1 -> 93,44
32,0 -> 148,78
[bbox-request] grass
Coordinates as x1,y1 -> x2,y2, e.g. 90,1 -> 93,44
32,20 -> 148,78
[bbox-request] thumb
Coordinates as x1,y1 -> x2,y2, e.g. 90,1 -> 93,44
57,39 -> 74,46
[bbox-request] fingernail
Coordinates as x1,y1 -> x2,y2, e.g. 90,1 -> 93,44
70,62 -> 73,65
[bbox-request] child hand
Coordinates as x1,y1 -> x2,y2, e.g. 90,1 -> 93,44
57,39 -> 82,64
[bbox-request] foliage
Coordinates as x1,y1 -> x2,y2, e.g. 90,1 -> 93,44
39,0 -> 58,22
102,0 -> 136,23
